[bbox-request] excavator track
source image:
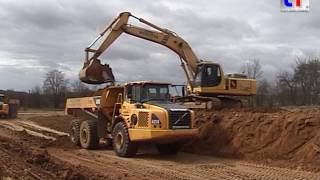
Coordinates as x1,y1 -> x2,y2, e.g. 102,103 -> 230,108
218,96 -> 249,109
174,95 -> 249,110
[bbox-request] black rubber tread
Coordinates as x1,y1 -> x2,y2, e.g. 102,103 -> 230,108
80,120 -> 99,149
112,122 -> 137,157
156,143 -> 181,155
69,119 -> 81,145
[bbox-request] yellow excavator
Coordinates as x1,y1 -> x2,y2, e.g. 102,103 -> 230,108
79,12 -> 256,108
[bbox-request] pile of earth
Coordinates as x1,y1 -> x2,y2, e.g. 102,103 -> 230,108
0,129 -> 108,179
28,115 -> 72,133
26,108 -> 320,171
184,108 -> 320,170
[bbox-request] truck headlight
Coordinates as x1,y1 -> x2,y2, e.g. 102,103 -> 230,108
151,114 -> 160,125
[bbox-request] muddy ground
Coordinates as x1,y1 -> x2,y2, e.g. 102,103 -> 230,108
0,109 -> 320,179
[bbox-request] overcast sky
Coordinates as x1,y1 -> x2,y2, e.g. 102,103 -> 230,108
0,0 -> 319,91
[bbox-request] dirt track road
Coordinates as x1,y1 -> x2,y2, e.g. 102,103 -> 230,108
49,148 -> 320,180
0,112 -> 319,179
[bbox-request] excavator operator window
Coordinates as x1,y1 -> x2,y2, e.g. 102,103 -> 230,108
204,65 -> 221,87
194,64 -> 221,87
194,66 -> 204,87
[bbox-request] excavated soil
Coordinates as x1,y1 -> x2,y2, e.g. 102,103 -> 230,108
1,109 -> 320,179
29,115 -> 73,133
0,128 -> 108,179
184,108 -> 320,171
27,108 -> 320,172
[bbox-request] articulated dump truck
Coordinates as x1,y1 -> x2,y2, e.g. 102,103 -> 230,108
0,94 -> 19,119
65,81 -> 198,157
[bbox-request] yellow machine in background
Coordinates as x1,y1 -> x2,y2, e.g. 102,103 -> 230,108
65,81 -> 198,157
0,94 -> 19,118
79,12 -> 256,108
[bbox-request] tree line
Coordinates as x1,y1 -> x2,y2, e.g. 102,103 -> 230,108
2,57 -> 320,109
2,70 -> 93,109
245,57 -> 320,107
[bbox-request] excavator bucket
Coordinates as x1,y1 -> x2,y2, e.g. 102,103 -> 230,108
79,59 -> 115,84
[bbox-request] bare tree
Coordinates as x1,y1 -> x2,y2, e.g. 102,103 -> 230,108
241,58 -> 263,79
43,70 -> 68,108
31,85 -> 41,94
276,71 -> 296,105
240,58 -> 263,107
29,85 -> 42,108
71,80 -> 91,96
256,79 -> 272,106
274,57 -> 320,105
293,57 -> 320,104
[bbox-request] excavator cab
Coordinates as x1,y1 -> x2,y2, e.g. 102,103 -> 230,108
193,63 -> 222,88
79,59 -> 115,84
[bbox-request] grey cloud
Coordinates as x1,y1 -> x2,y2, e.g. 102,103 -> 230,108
0,0 -> 319,91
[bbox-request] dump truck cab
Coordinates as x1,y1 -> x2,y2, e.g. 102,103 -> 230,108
65,81 -> 198,157
119,81 -> 197,142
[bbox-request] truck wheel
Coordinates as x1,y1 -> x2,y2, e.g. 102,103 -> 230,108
112,122 -> 137,157
69,119 -> 80,145
80,120 -> 99,149
156,143 -> 181,155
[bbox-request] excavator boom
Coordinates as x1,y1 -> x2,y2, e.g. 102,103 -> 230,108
79,12 -> 199,85
79,12 -> 257,103
79,12 -> 130,84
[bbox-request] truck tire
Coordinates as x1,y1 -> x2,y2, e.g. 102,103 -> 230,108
112,122 -> 137,157
80,120 -> 99,149
69,119 -> 80,145
156,143 -> 181,155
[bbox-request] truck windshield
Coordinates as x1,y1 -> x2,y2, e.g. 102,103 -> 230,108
141,85 -> 169,102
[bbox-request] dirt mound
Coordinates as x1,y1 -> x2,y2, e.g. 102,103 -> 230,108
21,128 -> 75,149
184,108 -> 320,171
29,115 -> 73,133
24,109 -> 320,172
0,128 -> 107,179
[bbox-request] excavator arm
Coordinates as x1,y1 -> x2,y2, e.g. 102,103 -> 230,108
80,12 -> 200,87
